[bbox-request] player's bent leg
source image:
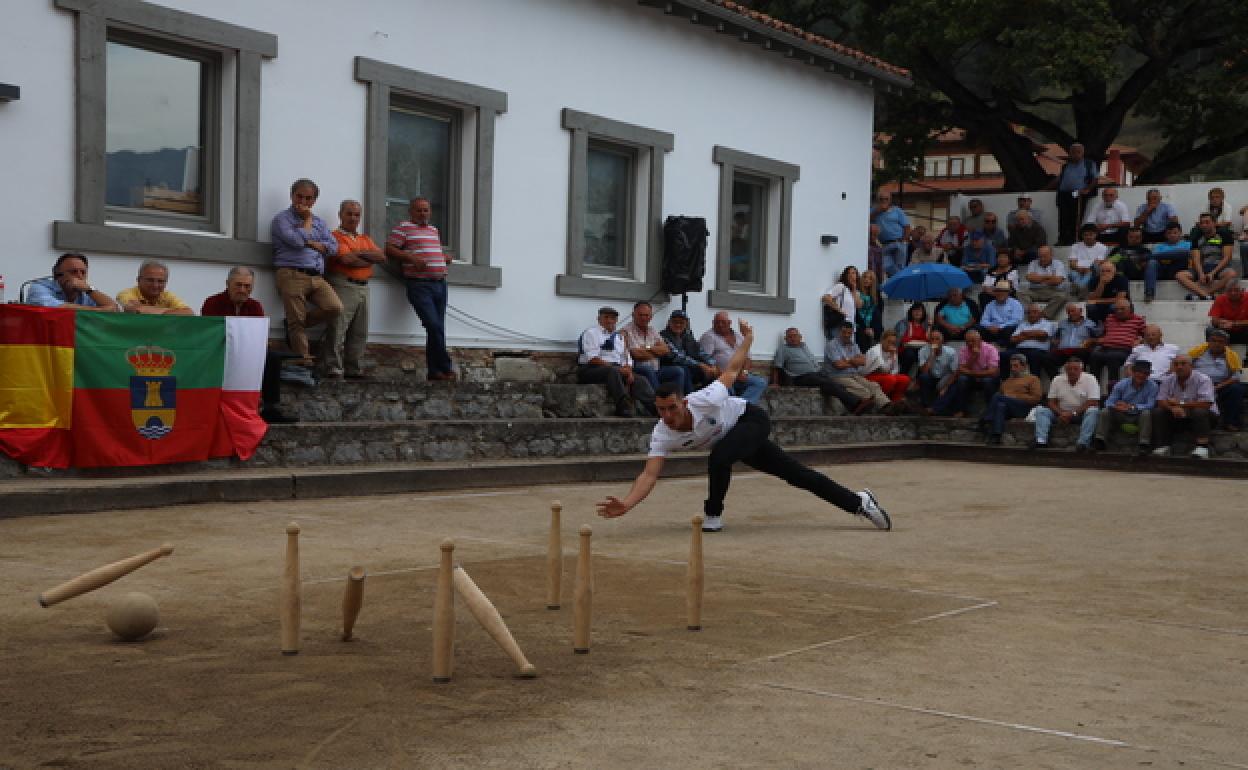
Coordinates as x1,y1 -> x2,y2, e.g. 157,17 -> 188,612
703,407 -> 771,528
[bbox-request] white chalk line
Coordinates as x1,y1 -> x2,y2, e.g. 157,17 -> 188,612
1098,615 -> 1248,638
757,682 -> 1133,747
405,490 -> 526,502
738,601 -> 998,665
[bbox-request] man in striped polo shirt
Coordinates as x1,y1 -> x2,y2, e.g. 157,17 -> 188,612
385,197 -> 454,381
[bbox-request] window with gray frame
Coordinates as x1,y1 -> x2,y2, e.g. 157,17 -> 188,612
710,146 -> 799,314
53,0 -> 276,265
557,109 -> 673,302
355,57 -> 506,289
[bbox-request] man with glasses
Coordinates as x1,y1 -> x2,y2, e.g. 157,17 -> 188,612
870,192 -> 910,278
116,260 -> 193,315
980,212 -> 1007,250
26,253 -> 118,311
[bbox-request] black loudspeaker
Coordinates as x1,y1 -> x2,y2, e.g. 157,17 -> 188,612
661,216 -> 708,295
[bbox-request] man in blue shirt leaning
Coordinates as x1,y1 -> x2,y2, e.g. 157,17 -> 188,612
25,253 -> 118,312
271,178 -> 343,366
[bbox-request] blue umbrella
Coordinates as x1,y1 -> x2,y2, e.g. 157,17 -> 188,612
881,263 -> 972,301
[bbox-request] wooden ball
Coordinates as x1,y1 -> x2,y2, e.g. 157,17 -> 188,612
105,592 -> 159,641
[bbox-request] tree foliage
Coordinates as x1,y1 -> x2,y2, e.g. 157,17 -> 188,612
749,0 -> 1248,188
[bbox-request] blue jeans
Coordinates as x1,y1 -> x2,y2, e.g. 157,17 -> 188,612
880,241 -> 908,278
954,374 -> 998,414
404,279 -> 452,376
981,394 -> 1034,436
635,364 -> 691,396
1070,269 -> 1095,295
1142,254 -> 1186,295
1034,406 -> 1099,445
918,372 -> 958,415
1217,381 -> 1247,429
732,374 -> 768,404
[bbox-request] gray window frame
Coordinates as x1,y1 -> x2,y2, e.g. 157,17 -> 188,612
557,108 -> 673,302
355,57 -> 506,289
53,0 -> 277,266
710,146 -> 799,314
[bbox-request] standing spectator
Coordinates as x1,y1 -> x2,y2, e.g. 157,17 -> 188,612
1140,223 -> 1192,300
916,328 -> 960,416
325,200 -> 385,380
824,322 -> 894,413
271,178 -> 343,367
1007,194 -> 1044,230
772,327 -> 862,414
1068,223 -> 1109,297
933,286 -> 980,342
935,215 -> 968,263
894,302 -> 930,376
855,270 -> 883,352
1208,282 -> 1248,344
871,193 -> 910,277
980,212 -> 1008,251
1006,303 -> 1056,377
862,330 -> 910,406
386,197 -> 455,380
1090,299 -> 1146,388
1048,302 -> 1101,376
963,198 -> 988,232
1177,213 -> 1239,300
980,353 -> 1043,445
116,260 -> 193,316
1132,188 -> 1179,243
660,310 -> 719,389
976,281 -> 1024,348
960,231 -> 996,285
25,253 -> 118,312
1190,329 -> 1245,431
1006,210 -> 1047,267
866,223 -> 884,279
1151,355 -> 1217,459
1083,261 -> 1130,324
1083,187 -> 1132,246
952,330 -> 1000,417
1052,142 -> 1098,246
1032,357 -> 1100,451
1018,245 -> 1071,320
621,301 -> 688,396
821,266 -> 858,339
1091,360 -> 1157,455
700,312 -> 768,404
577,306 -> 655,417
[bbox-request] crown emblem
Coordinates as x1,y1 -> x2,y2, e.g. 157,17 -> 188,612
126,345 -> 176,376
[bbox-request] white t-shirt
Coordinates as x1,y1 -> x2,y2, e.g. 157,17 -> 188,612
1047,372 -> 1100,412
822,282 -> 857,329
647,381 -> 747,457
1069,241 -> 1108,270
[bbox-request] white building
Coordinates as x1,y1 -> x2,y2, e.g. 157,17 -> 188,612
0,0 -> 908,357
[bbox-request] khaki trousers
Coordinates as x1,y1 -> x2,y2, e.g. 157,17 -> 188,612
275,268 -> 343,359
323,274 -> 370,376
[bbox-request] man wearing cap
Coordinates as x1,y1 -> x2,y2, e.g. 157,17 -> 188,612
577,306 -> 656,417
1190,329 -> 1245,431
1092,359 -> 1157,454
870,192 -> 910,278
772,327 -> 864,414
1019,245 -> 1071,320
660,309 -> 719,389
1151,354 -> 1216,459
1032,357 -> 1100,451
980,353 -> 1043,445
1124,325 -> 1178,382
976,281 -> 1024,347
1208,282 -> 1248,344
1005,303 -> 1056,377
960,231 -> 996,284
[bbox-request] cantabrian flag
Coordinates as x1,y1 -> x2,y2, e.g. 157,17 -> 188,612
0,305 -> 267,468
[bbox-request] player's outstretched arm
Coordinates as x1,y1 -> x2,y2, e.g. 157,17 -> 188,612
596,456 -> 665,519
715,319 -> 754,389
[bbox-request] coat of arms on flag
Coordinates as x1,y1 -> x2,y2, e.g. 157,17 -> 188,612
127,346 -> 177,440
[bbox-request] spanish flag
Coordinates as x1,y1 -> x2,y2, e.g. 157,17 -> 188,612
0,306 -> 267,468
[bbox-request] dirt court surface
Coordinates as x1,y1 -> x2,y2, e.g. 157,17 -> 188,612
1,459 -> 1245,769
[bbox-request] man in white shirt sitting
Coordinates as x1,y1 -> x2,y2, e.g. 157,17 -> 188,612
577,306 -> 656,417
596,318 -> 891,534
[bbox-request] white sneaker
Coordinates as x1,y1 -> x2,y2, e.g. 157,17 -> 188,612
1191,446 -> 1210,460
701,515 -> 723,533
856,489 -> 892,531
1151,446 -> 1171,457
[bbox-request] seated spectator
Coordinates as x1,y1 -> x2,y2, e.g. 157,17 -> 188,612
621,301 -> 689,396
577,306 -> 656,417
1007,194 -> 1043,231
1124,324 -> 1178,382
905,225 -> 927,259
25,252 -> 118,312
979,251 -> 1020,305
1205,187 -> 1237,232
116,260 -> 193,315
952,330 -> 1000,417
1046,302 -> 1100,376
1209,283 -> 1248,344
772,327 -> 863,414
980,212 -> 1008,251
980,353 -> 1043,445
1018,245 -> 1071,320
1132,188 -> 1179,243
976,281 -> 1024,347
894,302 -> 930,375
824,321 -> 894,414
936,215 -> 968,263
863,330 -> 911,406
1151,355 -> 1216,459
916,328 -> 959,416
960,231 -> 995,285
1006,210 -> 1047,268
660,310 -> 719,389
1190,329 -> 1245,432
1092,360 -> 1157,455
1006,303 -> 1056,377
1178,213 -> 1239,300
201,267 -> 296,424
855,270 -> 884,353
1084,186 -> 1131,246
1068,223 -> 1108,297
908,233 -> 944,264
1032,357 -> 1100,451
1084,260 -> 1130,324
963,198 -> 988,232
1110,226 -> 1153,282
821,266 -> 858,340
1090,298 -> 1146,389
933,286 -> 979,342
1141,222 -> 1192,300
700,311 -> 768,404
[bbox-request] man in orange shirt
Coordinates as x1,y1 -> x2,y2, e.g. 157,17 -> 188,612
325,200 -> 385,379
